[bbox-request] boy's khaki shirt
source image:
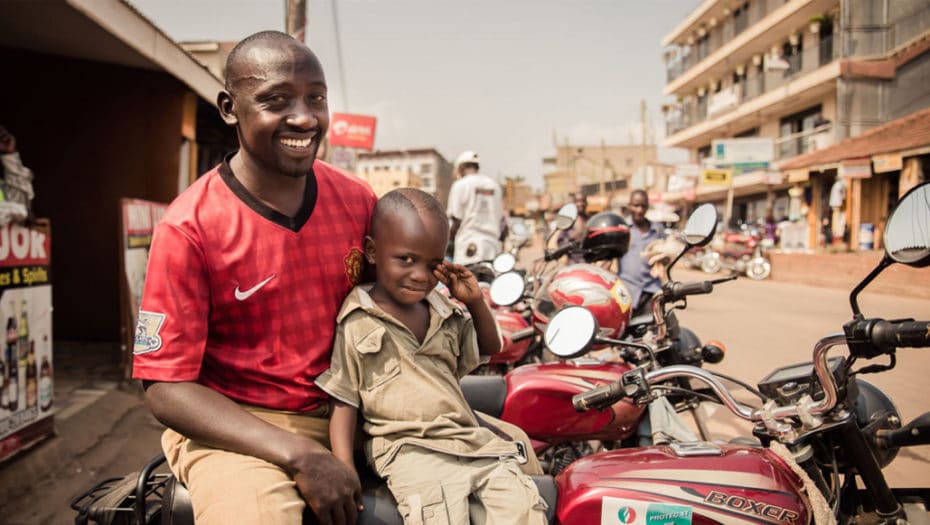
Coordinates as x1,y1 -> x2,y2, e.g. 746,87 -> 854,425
316,285 -> 520,473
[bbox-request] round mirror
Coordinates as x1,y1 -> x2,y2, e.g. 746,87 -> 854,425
489,272 -> 525,306
554,203 -> 578,230
682,203 -> 719,247
492,253 -> 517,273
883,182 -> 930,267
510,221 -> 528,238
544,306 -> 597,358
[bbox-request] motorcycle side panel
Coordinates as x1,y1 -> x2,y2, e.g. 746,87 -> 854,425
489,309 -> 532,364
501,362 -> 645,442
555,445 -> 810,525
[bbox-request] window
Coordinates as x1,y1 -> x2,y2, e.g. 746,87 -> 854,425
420,163 -> 432,174
779,105 -> 822,158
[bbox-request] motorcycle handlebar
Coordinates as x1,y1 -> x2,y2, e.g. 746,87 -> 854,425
544,242 -> 576,262
871,320 -> 930,349
510,327 -> 536,342
665,281 -> 713,301
572,382 -> 624,412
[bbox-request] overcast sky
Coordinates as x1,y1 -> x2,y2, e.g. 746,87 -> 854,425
131,0 -> 702,189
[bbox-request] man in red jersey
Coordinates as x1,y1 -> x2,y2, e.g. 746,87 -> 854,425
132,31 -> 375,525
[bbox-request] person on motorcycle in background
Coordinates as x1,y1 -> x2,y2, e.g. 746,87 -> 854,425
319,188 -> 547,524
619,189 -> 667,314
131,31 -> 375,525
557,192 -> 589,263
447,150 -> 506,265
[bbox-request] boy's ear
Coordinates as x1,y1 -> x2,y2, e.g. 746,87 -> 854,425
217,90 -> 238,126
363,235 -> 376,264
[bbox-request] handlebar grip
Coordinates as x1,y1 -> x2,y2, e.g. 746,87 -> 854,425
872,320 -> 930,349
572,382 -> 623,412
545,242 -> 576,262
510,327 -> 536,342
667,281 -> 713,301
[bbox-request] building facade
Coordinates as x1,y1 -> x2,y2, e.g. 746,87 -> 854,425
661,0 -> 930,249
542,144 -> 658,211
355,148 -> 453,205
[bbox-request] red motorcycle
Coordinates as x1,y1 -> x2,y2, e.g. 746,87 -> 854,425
700,224 -> 772,280
539,182 -> 930,524
71,202 -> 729,524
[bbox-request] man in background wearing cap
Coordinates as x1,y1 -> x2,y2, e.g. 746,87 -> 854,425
447,151 -> 506,265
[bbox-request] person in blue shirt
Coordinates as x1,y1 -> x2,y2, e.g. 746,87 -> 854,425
619,189 -> 665,314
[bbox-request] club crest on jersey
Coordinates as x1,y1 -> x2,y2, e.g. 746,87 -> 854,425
345,247 -> 364,285
134,311 -> 167,354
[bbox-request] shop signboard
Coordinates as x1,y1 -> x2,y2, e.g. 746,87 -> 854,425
0,220 -> 53,462
329,113 -> 377,150
839,158 -> 872,179
712,138 -> 774,168
702,168 -> 732,186
872,153 -> 902,174
120,199 -> 168,377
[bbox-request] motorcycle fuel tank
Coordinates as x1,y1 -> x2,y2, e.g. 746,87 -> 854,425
555,444 -> 810,525
500,361 -> 645,442
489,309 -> 532,364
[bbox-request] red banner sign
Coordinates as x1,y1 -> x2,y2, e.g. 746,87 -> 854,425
329,113 -> 377,150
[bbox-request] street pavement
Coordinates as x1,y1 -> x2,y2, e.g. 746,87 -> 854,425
0,239 -> 928,523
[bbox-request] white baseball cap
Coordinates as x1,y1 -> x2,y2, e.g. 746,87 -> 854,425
454,150 -> 480,169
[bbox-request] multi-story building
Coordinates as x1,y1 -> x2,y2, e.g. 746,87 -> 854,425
542,144 -> 658,211
355,148 -> 453,205
356,170 -> 422,198
661,0 -> 930,249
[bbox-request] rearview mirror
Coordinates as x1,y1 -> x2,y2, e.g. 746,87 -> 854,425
682,203 -> 719,247
492,253 -> 516,273
883,182 -> 930,267
554,203 -> 578,231
544,306 -> 597,358
489,272 -> 525,306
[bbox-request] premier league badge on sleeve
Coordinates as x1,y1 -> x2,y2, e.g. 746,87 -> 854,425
133,310 -> 167,354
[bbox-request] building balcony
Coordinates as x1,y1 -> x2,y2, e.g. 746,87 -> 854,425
663,0 -> 838,97
664,33 -> 839,148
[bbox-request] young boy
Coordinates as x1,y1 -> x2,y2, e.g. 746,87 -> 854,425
316,188 -> 547,524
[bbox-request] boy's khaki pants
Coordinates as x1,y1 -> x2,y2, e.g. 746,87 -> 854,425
161,404 -> 329,525
379,446 -> 548,525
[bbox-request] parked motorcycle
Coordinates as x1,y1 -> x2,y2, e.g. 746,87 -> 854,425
540,181 -> 930,524
701,224 -> 772,280
68,203 -> 738,525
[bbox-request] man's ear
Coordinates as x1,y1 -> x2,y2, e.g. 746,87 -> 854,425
363,235 -> 376,264
217,90 -> 238,126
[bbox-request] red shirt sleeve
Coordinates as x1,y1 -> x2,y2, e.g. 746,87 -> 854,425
131,222 -> 209,382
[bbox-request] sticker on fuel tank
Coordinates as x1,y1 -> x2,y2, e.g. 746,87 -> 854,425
601,497 -> 693,525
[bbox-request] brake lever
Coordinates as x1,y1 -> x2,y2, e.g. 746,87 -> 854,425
709,275 -> 739,285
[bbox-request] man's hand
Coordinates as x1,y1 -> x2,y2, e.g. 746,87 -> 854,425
433,260 -> 482,306
642,237 -> 685,280
0,126 -> 16,154
291,449 -> 363,525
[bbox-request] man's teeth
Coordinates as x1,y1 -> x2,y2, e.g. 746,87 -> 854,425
281,137 -> 312,148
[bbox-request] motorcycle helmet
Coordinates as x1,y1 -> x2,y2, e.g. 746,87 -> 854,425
532,263 -> 633,339
582,212 -> 631,263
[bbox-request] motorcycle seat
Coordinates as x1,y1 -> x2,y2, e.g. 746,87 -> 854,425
460,375 -> 507,418
165,463 -> 559,524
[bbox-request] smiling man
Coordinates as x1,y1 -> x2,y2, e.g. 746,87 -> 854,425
132,31 -> 376,525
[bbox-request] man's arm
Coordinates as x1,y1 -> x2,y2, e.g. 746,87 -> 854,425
449,217 -> 461,245
143,381 -> 362,525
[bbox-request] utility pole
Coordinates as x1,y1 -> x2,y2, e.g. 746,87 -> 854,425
285,0 -> 306,42
640,99 -> 648,191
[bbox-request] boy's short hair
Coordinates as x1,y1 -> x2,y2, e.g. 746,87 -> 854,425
372,188 -> 448,238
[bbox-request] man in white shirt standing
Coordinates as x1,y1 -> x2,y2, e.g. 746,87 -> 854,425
447,150 -> 506,265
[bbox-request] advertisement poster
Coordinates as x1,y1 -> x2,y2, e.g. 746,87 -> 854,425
120,199 -> 168,378
329,112 -> 377,150
0,220 -> 53,462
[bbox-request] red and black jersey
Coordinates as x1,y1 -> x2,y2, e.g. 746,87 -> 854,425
132,157 -> 376,412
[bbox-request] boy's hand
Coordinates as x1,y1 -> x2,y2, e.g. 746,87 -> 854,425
433,261 -> 482,306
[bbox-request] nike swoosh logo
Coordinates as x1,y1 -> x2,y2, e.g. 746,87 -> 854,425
234,274 -> 276,301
